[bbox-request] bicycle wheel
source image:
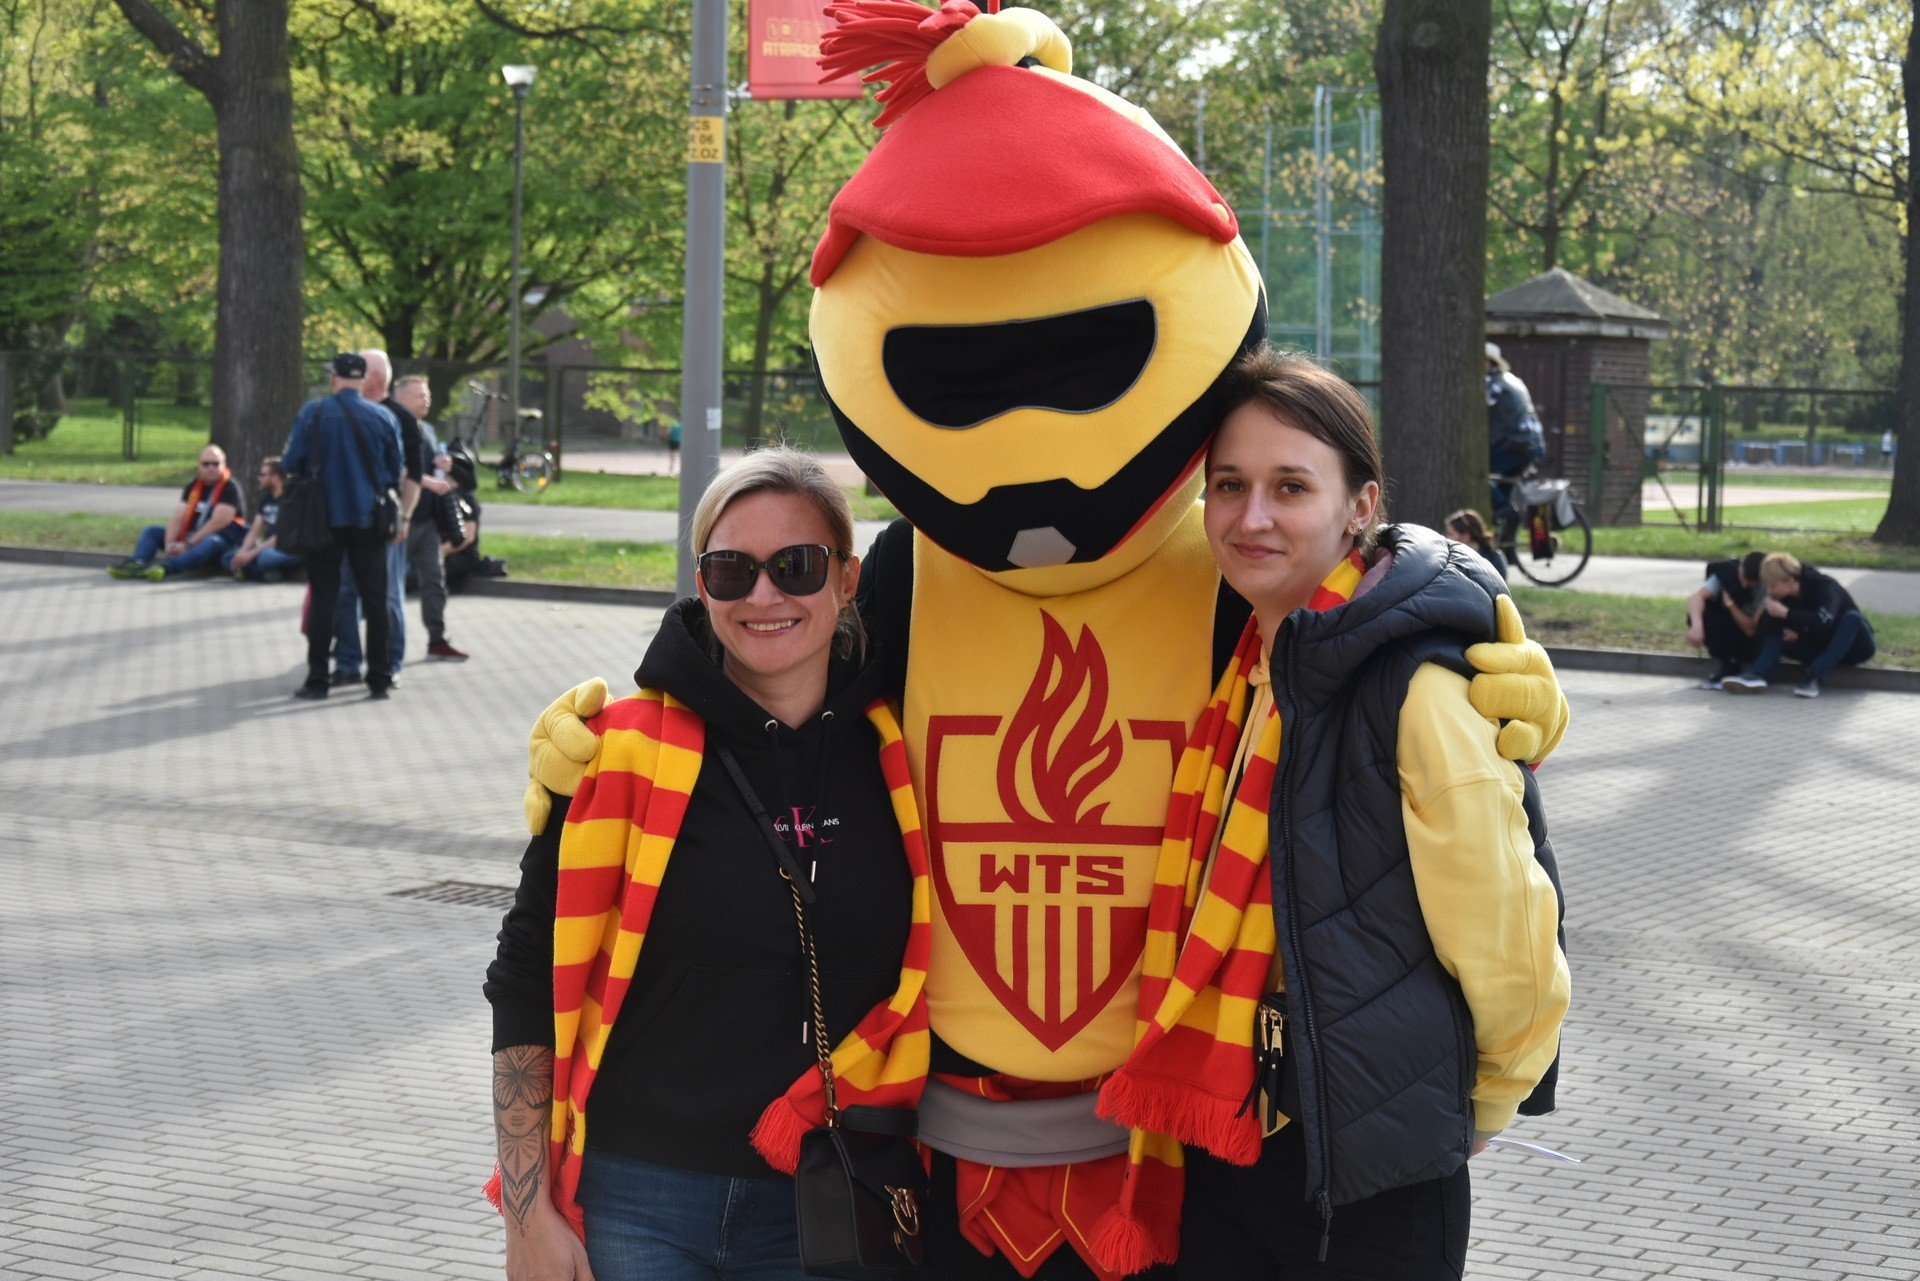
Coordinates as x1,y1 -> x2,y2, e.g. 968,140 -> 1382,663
1511,504 -> 1592,587
510,448 -> 554,494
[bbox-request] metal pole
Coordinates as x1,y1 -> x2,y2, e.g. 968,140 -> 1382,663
1313,86 -> 1332,364
1194,86 -> 1207,171
509,84 -> 528,425
0,353 -> 14,456
1259,108 -> 1272,287
1587,381 -> 1608,512
677,0 -> 729,597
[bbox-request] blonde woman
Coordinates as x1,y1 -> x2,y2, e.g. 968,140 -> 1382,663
485,449 -> 927,1281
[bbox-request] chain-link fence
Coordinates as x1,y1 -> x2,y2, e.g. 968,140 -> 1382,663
1626,383 -> 1895,531
0,349 -> 838,468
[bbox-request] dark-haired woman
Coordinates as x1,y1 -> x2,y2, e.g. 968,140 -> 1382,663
484,448 -> 928,1281
1444,507 -> 1508,580
1098,350 -> 1570,1280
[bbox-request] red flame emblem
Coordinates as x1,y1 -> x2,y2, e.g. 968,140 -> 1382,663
997,613 -> 1123,826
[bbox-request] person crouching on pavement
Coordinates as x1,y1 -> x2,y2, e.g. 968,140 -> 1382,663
223,456 -> 304,582
109,445 -> 249,580
1721,552 -> 1875,699
1685,550 -> 1765,690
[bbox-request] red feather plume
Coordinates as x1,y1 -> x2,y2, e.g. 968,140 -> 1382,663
818,0 -> 985,128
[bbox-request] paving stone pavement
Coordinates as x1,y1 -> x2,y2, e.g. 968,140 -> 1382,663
1,561 -> 1916,1281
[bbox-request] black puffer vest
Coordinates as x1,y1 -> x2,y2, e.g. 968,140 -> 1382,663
1266,525 -> 1563,1218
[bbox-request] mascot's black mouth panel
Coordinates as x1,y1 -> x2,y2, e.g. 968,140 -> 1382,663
882,300 -> 1157,430
829,298 -> 1266,572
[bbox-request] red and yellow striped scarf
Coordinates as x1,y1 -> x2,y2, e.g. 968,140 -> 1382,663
172,467 -> 239,544
534,689 -> 932,1234
1090,552 -> 1366,1272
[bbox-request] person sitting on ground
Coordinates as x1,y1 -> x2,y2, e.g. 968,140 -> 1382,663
1684,550 -> 1765,689
223,456 -> 304,582
1444,507 -> 1509,579
1721,552 -> 1875,699
109,445 -> 249,580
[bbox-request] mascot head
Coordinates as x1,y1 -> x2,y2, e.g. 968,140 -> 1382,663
810,0 -> 1267,590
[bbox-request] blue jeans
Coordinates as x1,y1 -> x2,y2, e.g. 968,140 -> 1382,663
574,1150 -> 806,1281
1750,611 -> 1876,682
131,525 -> 236,576
332,537 -> 406,676
221,544 -> 304,579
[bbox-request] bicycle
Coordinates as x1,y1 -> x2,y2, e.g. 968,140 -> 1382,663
451,381 -> 556,494
1491,469 -> 1593,587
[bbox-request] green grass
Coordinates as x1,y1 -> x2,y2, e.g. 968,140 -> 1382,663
490,469 -> 900,521
482,534 -> 676,588
1641,497 -> 1888,532
1656,469 -> 1892,493
1512,585 -> 1920,670
0,399 -> 209,485
0,508 -> 681,589
1592,523 -> 1920,570
0,510 -> 147,551
8,509 -> 1913,663
1,400 -> 900,520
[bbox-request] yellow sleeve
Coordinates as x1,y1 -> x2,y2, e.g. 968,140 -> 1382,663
1399,664 -> 1571,1135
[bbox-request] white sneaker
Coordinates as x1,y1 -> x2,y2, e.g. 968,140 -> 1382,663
1721,673 -> 1768,693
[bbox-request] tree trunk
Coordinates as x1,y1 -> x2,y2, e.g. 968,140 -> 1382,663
1374,0 -> 1493,529
742,272 -> 779,449
1876,2 -> 1920,544
209,0 -> 305,483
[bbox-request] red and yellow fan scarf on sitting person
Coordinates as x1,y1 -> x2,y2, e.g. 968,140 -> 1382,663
171,467 -> 239,545
1089,550 -> 1367,1273
484,690 -> 933,1236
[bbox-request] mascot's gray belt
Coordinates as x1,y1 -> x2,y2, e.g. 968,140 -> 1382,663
915,1079 -> 1130,1167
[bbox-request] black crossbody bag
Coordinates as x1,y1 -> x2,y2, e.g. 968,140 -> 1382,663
712,743 -> 929,1280
275,402 -> 338,559
340,397 -> 404,540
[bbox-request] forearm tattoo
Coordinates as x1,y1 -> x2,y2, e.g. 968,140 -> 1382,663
492,1046 -> 554,1232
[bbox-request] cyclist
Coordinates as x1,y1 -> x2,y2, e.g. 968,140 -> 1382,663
1487,342 -> 1545,513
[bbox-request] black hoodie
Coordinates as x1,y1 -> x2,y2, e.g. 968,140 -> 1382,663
484,600 -> 913,1176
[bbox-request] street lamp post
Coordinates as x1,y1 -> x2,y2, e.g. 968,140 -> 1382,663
502,64 -> 536,429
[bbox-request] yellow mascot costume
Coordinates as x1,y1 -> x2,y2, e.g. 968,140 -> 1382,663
524,3 -> 1567,1276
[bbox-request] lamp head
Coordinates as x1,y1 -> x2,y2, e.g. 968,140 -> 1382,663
501,64 -> 536,93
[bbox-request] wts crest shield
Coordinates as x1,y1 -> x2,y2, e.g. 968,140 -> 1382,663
926,611 -> 1185,1052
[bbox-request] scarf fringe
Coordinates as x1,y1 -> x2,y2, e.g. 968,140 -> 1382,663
1096,1068 -> 1262,1167
1088,1201 -> 1180,1274
748,1094 -> 813,1175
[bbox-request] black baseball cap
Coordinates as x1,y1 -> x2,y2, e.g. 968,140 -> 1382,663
329,352 -> 368,378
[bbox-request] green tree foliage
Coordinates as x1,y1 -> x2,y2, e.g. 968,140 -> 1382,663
294,0 -> 687,380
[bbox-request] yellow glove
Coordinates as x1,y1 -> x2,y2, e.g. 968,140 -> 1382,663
523,677 -> 610,834
1465,596 -> 1570,765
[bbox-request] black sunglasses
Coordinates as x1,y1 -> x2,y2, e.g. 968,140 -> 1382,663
697,544 -> 840,601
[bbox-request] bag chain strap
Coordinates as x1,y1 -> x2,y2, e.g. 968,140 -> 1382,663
783,871 -> 840,1125
713,741 -> 840,1126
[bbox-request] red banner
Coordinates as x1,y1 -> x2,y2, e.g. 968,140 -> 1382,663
747,0 -> 863,100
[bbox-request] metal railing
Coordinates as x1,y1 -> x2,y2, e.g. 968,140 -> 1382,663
0,348 -> 839,467
1604,382 -> 1895,531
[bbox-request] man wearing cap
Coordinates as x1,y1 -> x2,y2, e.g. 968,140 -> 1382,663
330,350 -> 439,687
280,352 -> 404,701
1486,342 -> 1546,491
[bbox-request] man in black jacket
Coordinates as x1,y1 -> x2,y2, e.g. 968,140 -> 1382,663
1722,553 -> 1875,698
